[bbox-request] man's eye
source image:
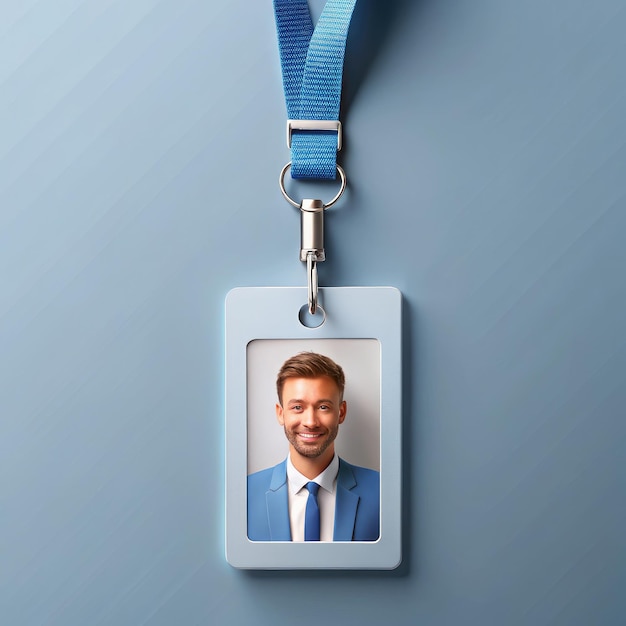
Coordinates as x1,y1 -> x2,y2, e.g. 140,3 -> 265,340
319,405 -> 329,410
291,405 -> 302,411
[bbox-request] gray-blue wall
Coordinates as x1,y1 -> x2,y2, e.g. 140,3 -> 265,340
2,1 -> 625,624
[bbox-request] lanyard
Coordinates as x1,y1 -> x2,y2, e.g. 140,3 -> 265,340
274,0 -> 357,181
273,0 -> 358,317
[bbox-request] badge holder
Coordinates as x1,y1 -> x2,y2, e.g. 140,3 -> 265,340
225,0 -> 402,570
225,287 -> 401,569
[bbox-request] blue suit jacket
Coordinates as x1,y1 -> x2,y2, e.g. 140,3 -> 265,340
247,458 -> 380,541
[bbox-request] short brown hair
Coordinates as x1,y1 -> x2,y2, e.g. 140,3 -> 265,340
276,352 -> 345,404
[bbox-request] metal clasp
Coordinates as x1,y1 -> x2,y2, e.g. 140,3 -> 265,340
300,199 -> 325,315
278,164 -> 347,317
306,251 -> 319,316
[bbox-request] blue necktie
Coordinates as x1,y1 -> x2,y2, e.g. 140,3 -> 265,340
304,482 -> 321,541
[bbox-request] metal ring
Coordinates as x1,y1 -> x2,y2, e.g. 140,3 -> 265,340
279,162 -> 347,209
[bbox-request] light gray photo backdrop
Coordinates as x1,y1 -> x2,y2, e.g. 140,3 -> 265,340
247,339 -> 381,475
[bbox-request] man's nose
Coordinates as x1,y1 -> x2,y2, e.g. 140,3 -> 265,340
301,407 -> 318,428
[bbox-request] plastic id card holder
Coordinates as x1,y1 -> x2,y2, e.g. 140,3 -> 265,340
225,287 -> 402,569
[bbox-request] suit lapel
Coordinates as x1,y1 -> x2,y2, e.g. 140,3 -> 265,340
333,459 -> 360,541
265,460 -> 292,541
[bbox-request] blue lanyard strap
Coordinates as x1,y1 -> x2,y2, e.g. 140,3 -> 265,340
274,0 -> 358,180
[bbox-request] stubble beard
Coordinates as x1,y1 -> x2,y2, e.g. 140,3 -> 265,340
284,425 -> 339,459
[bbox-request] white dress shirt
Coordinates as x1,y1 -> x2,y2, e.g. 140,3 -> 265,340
286,454 -> 339,542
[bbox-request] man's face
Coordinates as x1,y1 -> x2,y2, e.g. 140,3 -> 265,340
276,376 -> 347,461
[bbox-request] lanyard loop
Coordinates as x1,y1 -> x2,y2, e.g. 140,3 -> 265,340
274,0 -> 358,180
278,162 -> 347,209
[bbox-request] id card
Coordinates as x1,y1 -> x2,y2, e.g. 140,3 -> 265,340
225,286 -> 402,569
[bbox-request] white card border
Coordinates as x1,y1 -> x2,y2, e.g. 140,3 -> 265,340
225,286 -> 402,569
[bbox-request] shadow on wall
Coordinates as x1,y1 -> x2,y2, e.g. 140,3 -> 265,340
343,0 -> 420,110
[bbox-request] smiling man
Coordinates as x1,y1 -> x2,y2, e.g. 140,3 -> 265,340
247,352 -> 380,542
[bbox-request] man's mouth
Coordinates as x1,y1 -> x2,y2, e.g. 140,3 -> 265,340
298,432 -> 324,440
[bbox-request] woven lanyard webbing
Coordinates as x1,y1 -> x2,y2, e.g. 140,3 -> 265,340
274,0 -> 357,180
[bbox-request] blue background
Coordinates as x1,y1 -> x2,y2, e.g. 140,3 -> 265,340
2,1 -> 625,624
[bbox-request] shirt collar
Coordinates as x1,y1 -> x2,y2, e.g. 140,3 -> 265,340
286,453 -> 339,495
